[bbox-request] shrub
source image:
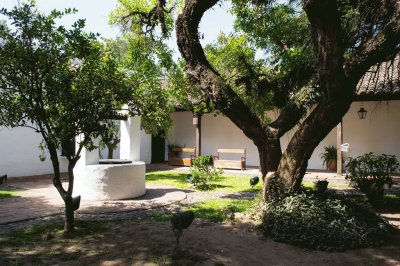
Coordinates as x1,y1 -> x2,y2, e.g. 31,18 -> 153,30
190,156 -> 223,190
261,193 -> 392,251
346,153 -> 399,206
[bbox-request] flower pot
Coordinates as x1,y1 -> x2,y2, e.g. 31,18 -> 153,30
315,180 -> 329,194
327,159 -> 337,172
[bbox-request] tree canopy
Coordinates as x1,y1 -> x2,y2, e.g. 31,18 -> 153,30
0,2 -> 173,232
111,0 -> 400,198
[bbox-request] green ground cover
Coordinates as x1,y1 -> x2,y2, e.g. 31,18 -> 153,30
0,220 -> 108,249
0,189 -> 21,199
153,198 -> 255,222
347,193 -> 400,210
146,171 -> 262,192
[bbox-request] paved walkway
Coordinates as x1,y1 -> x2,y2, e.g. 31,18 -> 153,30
0,173 -> 186,225
1,165 -> 399,228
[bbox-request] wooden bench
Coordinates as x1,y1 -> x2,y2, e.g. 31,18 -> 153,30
213,148 -> 246,170
168,147 -> 196,166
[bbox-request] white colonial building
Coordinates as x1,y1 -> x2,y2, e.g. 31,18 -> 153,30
1,55 -> 399,177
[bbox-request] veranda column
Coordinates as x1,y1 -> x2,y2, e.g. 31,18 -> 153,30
120,116 -> 141,161
195,114 -> 202,158
336,121 -> 343,176
74,136 -> 99,170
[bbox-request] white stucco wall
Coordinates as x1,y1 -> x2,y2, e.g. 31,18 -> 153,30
99,125 -> 151,164
299,100 -> 400,169
140,129 -> 152,164
3,101 -> 399,176
0,127 -> 68,177
167,100 -> 400,170
341,101 -> 400,164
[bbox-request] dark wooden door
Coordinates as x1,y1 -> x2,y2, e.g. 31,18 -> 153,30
151,133 -> 165,163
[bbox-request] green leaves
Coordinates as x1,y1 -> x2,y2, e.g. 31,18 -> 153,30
232,0 -> 312,74
190,156 -> 224,191
205,33 -> 275,123
345,153 -> 399,206
262,193 -> 392,251
0,3 -> 136,159
110,0 -> 175,38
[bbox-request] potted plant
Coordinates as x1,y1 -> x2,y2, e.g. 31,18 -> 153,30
320,145 -> 337,171
314,180 -> 329,194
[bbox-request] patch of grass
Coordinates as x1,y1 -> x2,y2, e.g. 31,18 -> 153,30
0,220 -> 108,249
146,171 -> 189,189
0,220 -> 116,266
187,198 -> 253,222
146,171 -> 262,192
148,249 -> 206,265
302,181 -> 351,190
0,189 -> 21,198
153,198 -> 254,222
149,254 -> 171,264
347,193 -> 400,210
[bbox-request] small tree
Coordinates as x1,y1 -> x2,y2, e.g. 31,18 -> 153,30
0,3 -> 164,233
346,153 -> 399,206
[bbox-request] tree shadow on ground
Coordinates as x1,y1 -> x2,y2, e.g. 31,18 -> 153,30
1,219 -> 400,266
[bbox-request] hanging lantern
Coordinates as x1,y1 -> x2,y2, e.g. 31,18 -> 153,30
357,107 -> 367,119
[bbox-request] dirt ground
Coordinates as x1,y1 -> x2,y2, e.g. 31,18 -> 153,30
2,218 -> 400,266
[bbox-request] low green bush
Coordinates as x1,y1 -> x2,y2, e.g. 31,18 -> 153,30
190,156 -> 223,190
346,153 -> 399,206
261,193 -> 392,251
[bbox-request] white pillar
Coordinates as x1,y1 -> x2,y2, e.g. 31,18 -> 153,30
74,136 -> 100,170
120,116 -> 141,161
73,136 -> 100,195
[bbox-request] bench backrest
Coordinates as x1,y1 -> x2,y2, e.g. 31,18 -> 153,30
217,148 -> 246,154
172,147 -> 196,153
216,148 -> 246,160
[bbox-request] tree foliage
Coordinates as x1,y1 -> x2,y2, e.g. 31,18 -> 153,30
262,193 -> 392,250
0,2 -> 172,232
205,33 -> 274,123
111,0 -> 400,198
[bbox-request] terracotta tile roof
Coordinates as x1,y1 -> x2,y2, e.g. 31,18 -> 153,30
356,54 -> 400,100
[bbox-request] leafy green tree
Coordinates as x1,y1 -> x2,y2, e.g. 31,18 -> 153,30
0,3 -> 170,233
98,37 -> 174,157
112,0 -> 400,199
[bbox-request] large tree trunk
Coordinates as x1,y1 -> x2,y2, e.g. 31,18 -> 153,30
257,138 -> 282,200
276,0 -> 350,192
175,0 -> 282,170
257,138 -> 281,179
175,0 -> 400,200
277,102 -> 351,191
